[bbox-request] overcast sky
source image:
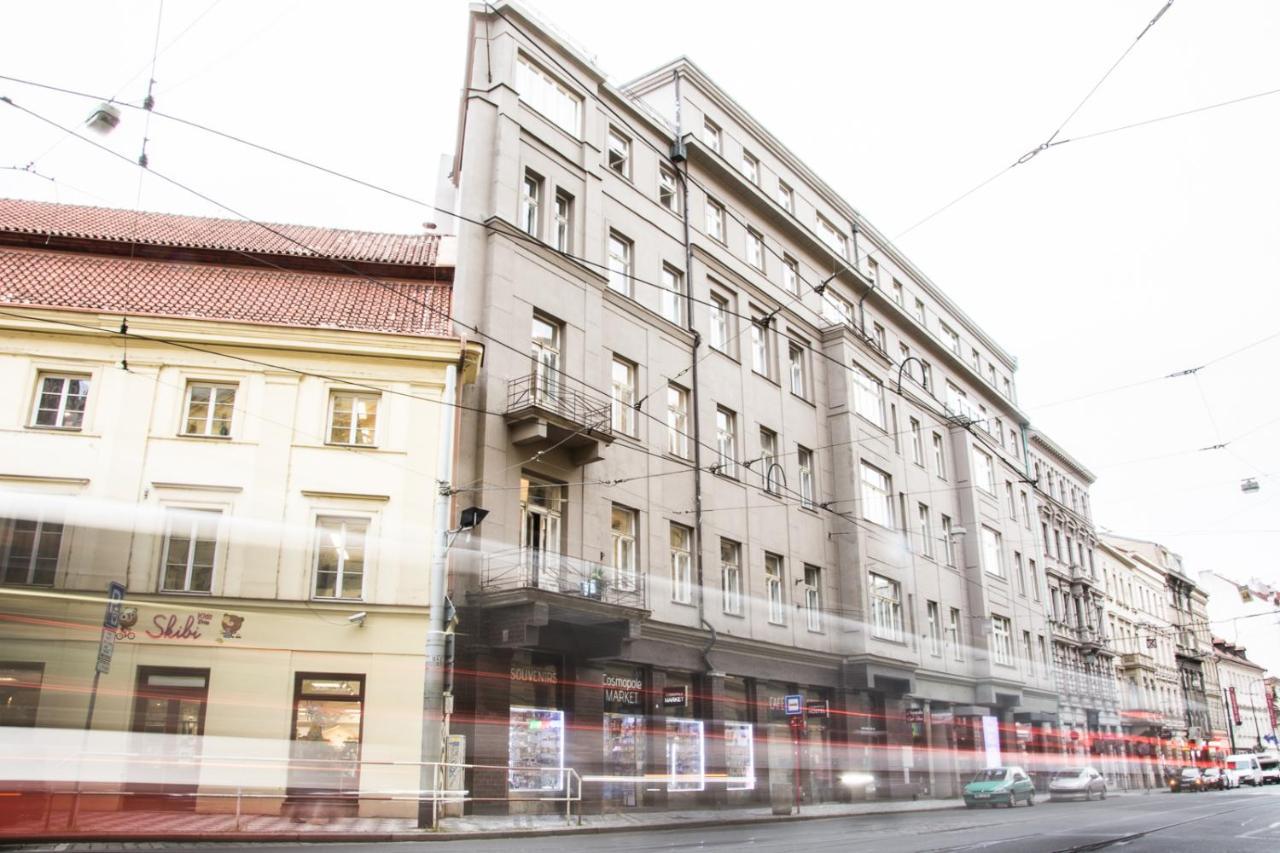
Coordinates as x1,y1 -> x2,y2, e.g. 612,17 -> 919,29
3,1 -> 1277,667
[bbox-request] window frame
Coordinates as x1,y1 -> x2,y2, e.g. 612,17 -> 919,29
327,390 -> 380,447
520,169 -> 543,237
159,507 -> 221,594
803,564 -> 822,631
917,502 -> 934,559
798,445 -> 815,510
778,180 -> 795,213
859,461 -> 893,528
720,538 -> 742,615
610,355 -> 638,437
709,291 -> 731,352
992,615 -> 1014,666
611,504 -> 638,592
705,197 -> 726,243
670,522 -> 693,604
764,552 -> 785,624
787,340 -> 808,398
661,263 -> 686,326
703,117 -> 722,153
746,227 -> 765,271
312,515 -> 370,601
759,427 -> 780,495
741,150 -> 760,185
181,381 -> 237,439
948,606 -> 963,660
971,446 -> 995,494
666,383 -> 690,459
607,230 -> 633,297
869,572 -> 904,641
851,366 -> 886,429
981,525 -> 1005,578
515,53 -> 582,137
658,164 -> 679,212
782,255 -> 799,294
553,189 -> 573,252
927,600 -> 942,655
606,126 -> 632,179
750,313 -> 772,378
30,372 -> 90,431
941,514 -> 956,567
715,406 -> 738,478
0,516 -> 64,587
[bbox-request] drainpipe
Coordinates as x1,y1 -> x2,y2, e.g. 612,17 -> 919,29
419,360 -> 459,828
673,70 -> 717,673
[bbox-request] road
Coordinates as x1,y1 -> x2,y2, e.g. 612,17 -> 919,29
26,786 -> 1280,852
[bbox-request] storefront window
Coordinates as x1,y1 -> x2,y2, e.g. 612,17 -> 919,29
666,718 -> 705,791
508,706 -> 565,791
289,674 -> 364,797
725,722 -> 755,790
0,662 -> 43,726
602,665 -> 646,807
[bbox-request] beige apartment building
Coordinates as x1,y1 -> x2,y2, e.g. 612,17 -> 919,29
0,199 -> 474,819
1213,638 -> 1272,753
1098,541 -> 1185,788
1026,433 -> 1121,781
445,0 -> 1060,813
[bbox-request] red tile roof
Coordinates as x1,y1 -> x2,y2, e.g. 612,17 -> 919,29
0,198 -> 444,266
0,248 -> 453,337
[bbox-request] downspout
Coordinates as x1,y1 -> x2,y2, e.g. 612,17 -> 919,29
673,69 -> 717,673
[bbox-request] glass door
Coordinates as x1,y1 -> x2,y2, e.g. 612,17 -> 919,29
128,668 -> 210,810
531,316 -> 561,408
520,477 -> 562,591
288,674 -> 365,809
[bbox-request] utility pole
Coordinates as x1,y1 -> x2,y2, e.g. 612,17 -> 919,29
419,362 -> 458,829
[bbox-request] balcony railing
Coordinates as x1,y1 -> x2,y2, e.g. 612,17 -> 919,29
480,548 -> 647,610
506,374 -> 612,435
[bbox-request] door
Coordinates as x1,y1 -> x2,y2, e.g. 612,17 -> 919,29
531,316 -> 561,409
287,674 -> 365,811
128,668 -> 210,810
520,477 -> 562,591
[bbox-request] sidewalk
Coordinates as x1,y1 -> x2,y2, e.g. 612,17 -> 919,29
0,796 -> 965,846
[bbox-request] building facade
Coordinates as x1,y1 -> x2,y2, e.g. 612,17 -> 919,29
0,199 -> 473,818
446,0 -> 1059,814
1213,639 -> 1272,753
1026,432 -> 1121,782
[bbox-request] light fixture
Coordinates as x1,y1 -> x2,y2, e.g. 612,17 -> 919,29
458,506 -> 489,531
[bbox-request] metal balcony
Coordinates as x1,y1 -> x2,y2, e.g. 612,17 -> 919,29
479,548 -> 647,611
504,374 -> 614,464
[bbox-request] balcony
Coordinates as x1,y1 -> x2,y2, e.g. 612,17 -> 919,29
1119,651 -> 1157,673
504,374 -> 614,464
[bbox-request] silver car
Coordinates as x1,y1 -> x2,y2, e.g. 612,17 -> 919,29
1049,766 -> 1108,801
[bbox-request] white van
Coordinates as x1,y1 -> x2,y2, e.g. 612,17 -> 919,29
1258,753 -> 1280,785
1225,753 -> 1263,787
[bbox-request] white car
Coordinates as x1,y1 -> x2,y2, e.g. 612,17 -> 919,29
1258,754 -> 1280,785
1049,766 -> 1108,801
1225,753 -> 1263,787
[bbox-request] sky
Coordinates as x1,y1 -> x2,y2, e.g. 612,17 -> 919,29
2,1 -> 1278,667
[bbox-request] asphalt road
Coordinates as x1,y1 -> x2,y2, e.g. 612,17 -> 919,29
26,786 -> 1280,852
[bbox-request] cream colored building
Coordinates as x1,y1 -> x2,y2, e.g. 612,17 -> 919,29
0,199 -> 476,819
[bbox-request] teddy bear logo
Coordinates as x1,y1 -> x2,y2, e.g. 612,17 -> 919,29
220,613 -> 244,640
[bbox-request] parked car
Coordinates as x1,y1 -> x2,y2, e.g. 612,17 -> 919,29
1257,754 -> 1279,785
1168,766 -> 1205,793
1049,766 -> 1108,801
963,766 -> 1036,808
1201,767 -> 1227,790
1225,753 -> 1263,787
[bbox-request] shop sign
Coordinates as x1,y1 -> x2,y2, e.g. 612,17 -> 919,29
1228,686 -> 1242,725
510,665 -> 558,684
905,708 -> 925,724
145,611 -> 213,640
603,673 -> 643,707
805,699 -> 829,718
662,686 -> 689,708
783,694 -> 803,716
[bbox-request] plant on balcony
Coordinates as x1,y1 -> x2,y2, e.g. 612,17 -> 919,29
582,565 -> 607,600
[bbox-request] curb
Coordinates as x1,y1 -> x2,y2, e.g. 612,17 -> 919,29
0,802 -> 969,847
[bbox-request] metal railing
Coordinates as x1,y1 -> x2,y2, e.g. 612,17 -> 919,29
506,374 -> 612,434
15,754 -> 582,833
481,548 -> 647,609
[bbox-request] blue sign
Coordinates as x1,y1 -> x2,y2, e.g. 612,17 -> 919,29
784,694 -> 803,716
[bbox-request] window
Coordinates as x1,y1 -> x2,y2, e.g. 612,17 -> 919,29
821,293 -> 854,328
987,364 -> 997,386
670,523 -> 692,604
741,150 -> 759,184
759,428 -> 780,494
919,360 -> 933,392
971,446 -> 995,493
860,461 -> 893,527
913,297 -> 926,324
889,404 -> 899,453
892,279 -> 904,305
917,503 -> 934,558
611,505 -> 637,592
1002,377 -> 1013,400
803,565 -> 821,631
703,297 -> 732,359
798,446 -> 815,509
1006,481 -> 1017,520
1020,492 -> 1031,529
788,341 -> 808,397
765,553 -> 785,623
720,539 -> 742,615
607,231 -> 633,296
1022,630 -> 1034,673
667,384 -> 689,458
160,508 -> 219,593
1014,551 -> 1026,596
981,525 -> 1004,577
520,171 -> 541,236
992,615 -> 1014,665
31,373 -> 89,430
782,255 -> 799,294
932,432 -> 947,478
872,323 -> 886,352
661,264 -> 685,325
971,348 -> 981,370
531,314 -> 562,403
715,407 -> 737,477
746,228 -> 765,270
1,517 -> 62,586
610,356 -> 637,436
909,417 -> 923,465
554,189 -> 573,252
817,214 -> 847,259
706,197 -> 725,242
606,127 -> 631,177
516,54 -> 581,136
1038,635 -> 1048,670
866,257 -> 879,286
941,515 -> 956,567
703,117 -> 721,152
948,607 -> 963,660
328,391 -> 379,446
313,517 -> 367,600
750,314 -> 772,376
183,382 -> 236,437
778,180 -> 794,213
659,164 -> 678,212
851,367 -> 885,428
927,601 -> 942,655
869,573 -> 903,641
941,322 -> 960,354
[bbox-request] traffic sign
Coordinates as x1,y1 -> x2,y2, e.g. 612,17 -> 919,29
784,694 -> 803,716
96,581 -> 126,674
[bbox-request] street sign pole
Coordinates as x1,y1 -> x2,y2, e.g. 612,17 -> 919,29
70,581 -> 126,828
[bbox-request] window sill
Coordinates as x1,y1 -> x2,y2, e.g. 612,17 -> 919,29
177,433 -> 233,441
798,504 -> 821,517
159,588 -> 213,596
325,441 -> 380,449
312,596 -> 365,603
789,390 -> 815,409
722,609 -> 746,619
767,619 -> 787,627
26,424 -> 88,434
871,634 -> 908,646
670,597 -> 696,608
751,369 -> 779,387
